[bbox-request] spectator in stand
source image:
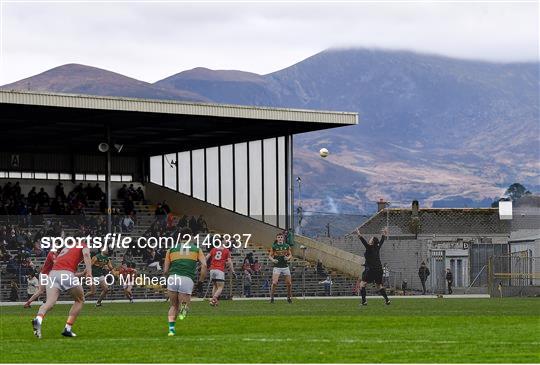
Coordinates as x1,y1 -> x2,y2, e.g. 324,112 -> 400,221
37,188 -> 49,207
189,216 -> 198,234
73,182 -> 84,195
319,275 -> 333,296
9,280 -> 19,301
243,269 -> 252,297
27,187 -> 38,206
418,261 -> 430,295
3,182 -> 13,200
6,254 -> 19,275
123,196 -> 135,216
112,208 -> 122,233
0,238 -> 8,261
118,184 -> 128,200
33,240 -> 45,257
252,259 -> 261,274
20,256 -> 35,279
446,268 -> 453,294
166,213 -> 175,231
176,215 -> 188,230
83,183 -> 93,198
55,182 -> 66,201
92,183 -> 104,200
145,248 -> 162,271
243,252 -> 254,272
162,201 -> 171,214
19,204 -> 30,226
99,195 -> 107,214
26,272 -> 39,300
13,182 -> 22,197
196,215 -> 208,234
135,187 -> 145,202
316,260 -> 326,278
121,215 -> 135,232
128,184 -> 137,198
261,277 -> 270,292
154,203 -> 167,225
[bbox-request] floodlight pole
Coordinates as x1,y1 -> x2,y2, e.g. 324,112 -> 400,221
301,246 -> 307,298
296,176 -> 303,234
106,125 -> 112,234
287,135 -> 294,232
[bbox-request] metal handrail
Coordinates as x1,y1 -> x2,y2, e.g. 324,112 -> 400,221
465,264 -> 487,293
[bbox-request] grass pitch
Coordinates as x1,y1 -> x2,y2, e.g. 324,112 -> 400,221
1,297 -> 539,363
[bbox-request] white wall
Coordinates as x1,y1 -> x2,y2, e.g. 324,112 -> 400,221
146,183 -> 363,277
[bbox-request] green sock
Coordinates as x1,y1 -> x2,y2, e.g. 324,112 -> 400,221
168,322 -> 175,331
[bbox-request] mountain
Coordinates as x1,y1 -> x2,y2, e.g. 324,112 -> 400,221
155,49 -> 540,213
155,67 -> 280,106
0,64 -> 207,102
2,50 -> 538,214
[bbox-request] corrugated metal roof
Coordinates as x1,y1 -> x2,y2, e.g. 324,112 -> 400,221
0,90 -> 358,125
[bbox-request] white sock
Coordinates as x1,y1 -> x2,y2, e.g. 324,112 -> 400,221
35,316 -> 43,325
65,324 -> 72,331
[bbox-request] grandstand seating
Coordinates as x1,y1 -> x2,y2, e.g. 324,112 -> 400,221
1,189 -> 361,302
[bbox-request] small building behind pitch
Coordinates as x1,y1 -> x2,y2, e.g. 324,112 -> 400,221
345,200 -> 512,293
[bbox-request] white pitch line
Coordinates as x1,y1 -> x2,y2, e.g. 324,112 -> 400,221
4,335 -> 537,347
0,294 -> 491,306
240,338 -> 540,346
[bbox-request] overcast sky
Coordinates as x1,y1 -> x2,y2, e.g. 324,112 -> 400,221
0,1 -> 538,85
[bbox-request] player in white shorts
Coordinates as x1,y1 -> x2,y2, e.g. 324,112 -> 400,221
24,250 -> 58,308
163,233 -> 207,336
32,243 -> 92,338
269,232 -> 293,303
206,244 -> 235,306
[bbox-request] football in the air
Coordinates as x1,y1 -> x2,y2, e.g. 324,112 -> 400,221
319,148 -> 329,158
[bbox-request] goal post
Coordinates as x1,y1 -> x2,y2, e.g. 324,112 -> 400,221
488,254 -> 540,297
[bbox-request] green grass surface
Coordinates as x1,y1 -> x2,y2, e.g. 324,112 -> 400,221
1,298 -> 539,363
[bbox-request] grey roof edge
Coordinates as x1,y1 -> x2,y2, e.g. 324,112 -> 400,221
0,90 -> 358,125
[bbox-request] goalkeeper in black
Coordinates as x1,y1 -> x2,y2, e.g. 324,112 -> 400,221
356,227 -> 390,306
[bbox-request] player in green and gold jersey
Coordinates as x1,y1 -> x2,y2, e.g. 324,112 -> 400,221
269,232 -> 293,304
85,249 -> 114,307
163,228 -> 207,336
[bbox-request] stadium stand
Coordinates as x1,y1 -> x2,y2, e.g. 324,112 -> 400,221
0,182 -> 358,302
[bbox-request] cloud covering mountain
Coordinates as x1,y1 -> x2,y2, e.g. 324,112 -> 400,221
3,49 -> 538,213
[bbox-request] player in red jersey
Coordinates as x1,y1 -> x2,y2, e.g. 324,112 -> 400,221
117,262 -> 137,303
23,250 -> 58,308
206,244 -> 234,306
32,242 -> 92,338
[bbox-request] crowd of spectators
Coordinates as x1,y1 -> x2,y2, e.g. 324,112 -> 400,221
0,182 -> 47,222
0,181 -> 279,300
127,207 -> 211,273
0,181 -> 109,222
117,184 -> 145,203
